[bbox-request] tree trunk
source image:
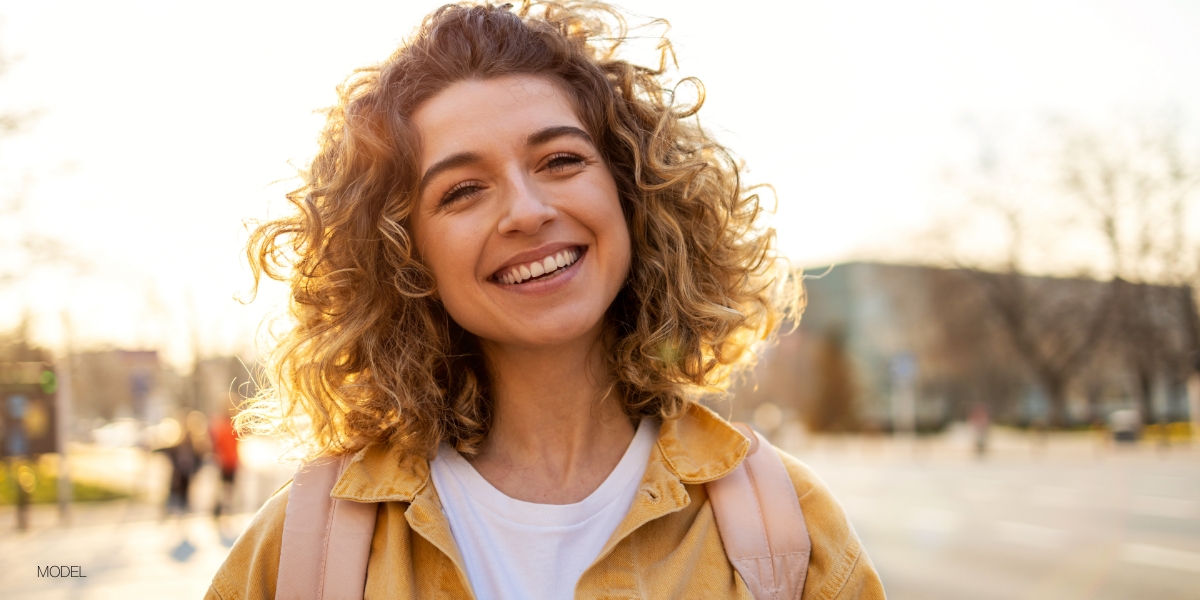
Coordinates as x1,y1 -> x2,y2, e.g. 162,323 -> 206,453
1044,375 -> 1069,428
1137,370 -> 1155,425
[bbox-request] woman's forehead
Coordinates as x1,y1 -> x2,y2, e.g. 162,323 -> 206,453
412,75 -> 586,166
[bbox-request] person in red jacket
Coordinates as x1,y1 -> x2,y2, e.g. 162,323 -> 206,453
209,410 -> 239,518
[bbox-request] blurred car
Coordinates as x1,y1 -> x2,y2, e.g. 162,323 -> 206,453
1108,408 -> 1140,443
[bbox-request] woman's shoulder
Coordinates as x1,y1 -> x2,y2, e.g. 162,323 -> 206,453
771,447 -> 886,600
664,405 -> 884,597
205,482 -> 291,600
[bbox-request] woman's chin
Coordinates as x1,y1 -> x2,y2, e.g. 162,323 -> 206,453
476,316 -> 605,352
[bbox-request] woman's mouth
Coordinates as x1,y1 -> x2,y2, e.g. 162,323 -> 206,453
494,246 -> 584,285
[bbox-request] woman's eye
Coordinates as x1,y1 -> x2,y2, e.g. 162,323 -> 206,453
545,153 -> 586,172
440,182 -> 484,206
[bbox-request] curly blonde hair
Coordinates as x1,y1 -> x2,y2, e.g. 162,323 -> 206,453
241,1 -> 802,459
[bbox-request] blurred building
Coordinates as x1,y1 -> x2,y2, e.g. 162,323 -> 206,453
735,262 -> 1198,431
70,350 -> 176,425
69,351 -> 257,435
191,355 -> 259,416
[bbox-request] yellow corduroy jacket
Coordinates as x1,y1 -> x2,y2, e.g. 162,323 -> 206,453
206,404 -> 885,600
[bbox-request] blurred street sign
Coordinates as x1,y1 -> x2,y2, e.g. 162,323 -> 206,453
890,352 -> 918,435
890,352 -> 918,384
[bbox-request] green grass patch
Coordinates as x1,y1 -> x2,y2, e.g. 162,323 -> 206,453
0,464 -> 128,505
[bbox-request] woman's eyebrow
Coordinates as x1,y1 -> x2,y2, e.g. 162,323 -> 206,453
527,125 -> 593,147
420,151 -> 483,193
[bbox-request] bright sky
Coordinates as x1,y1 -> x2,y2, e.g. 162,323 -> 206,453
2,0 -> 1199,366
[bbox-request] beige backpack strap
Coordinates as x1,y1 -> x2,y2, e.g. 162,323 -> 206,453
276,455 -> 379,600
707,423 -> 812,600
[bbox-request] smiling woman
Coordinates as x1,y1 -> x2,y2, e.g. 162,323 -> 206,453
212,2 -> 882,599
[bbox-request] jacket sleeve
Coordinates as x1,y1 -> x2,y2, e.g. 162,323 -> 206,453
775,448 -> 887,600
205,482 -> 291,600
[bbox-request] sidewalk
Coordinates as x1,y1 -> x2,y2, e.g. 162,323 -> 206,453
0,502 -> 252,599
1,436 -> 297,599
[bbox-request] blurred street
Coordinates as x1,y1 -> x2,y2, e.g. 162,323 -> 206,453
0,436 -> 295,599
785,428 -> 1200,600
0,428 -> 1196,599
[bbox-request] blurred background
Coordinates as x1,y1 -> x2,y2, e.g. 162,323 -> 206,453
1,0 -> 1199,598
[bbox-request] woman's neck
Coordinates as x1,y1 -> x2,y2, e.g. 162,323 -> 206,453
472,325 -> 636,504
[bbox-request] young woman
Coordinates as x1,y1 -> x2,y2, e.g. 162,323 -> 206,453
207,2 -> 883,599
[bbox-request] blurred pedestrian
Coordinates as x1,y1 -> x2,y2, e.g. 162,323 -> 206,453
969,402 -> 989,457
209,409 -> 239,518
157,411 -> 208,515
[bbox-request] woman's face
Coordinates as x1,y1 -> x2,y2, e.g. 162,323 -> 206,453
410,75 -> 631,351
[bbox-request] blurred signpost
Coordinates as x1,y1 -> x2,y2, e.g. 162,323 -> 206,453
1,362 -> 58,530
890,352 -> 918,437
55,351 -> 73,521
1189,374 -> 1200,444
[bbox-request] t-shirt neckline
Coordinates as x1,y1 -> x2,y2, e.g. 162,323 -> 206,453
434,419 -> 659,528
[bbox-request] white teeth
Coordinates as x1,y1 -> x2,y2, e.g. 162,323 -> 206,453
499,247 -> 582,285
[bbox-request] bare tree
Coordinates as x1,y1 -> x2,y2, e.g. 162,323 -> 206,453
940,116 -> 1200,427
971,269 -> 1112,426
946,129 -> 1114,427
1059,119 -> 1200,423
805,325 -> 858,432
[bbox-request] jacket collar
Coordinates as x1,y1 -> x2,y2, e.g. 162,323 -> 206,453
330,443 -> 429,502
330,401 -> 751,503
656,402 -> 751,484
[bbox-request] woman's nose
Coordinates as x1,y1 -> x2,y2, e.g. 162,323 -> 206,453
496,172 -> 556,235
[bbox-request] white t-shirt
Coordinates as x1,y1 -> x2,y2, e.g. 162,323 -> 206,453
429,419 -> 659,600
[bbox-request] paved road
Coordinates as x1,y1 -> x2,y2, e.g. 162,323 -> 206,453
784,429 -> 1200,600
2,429 -> 1198,599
